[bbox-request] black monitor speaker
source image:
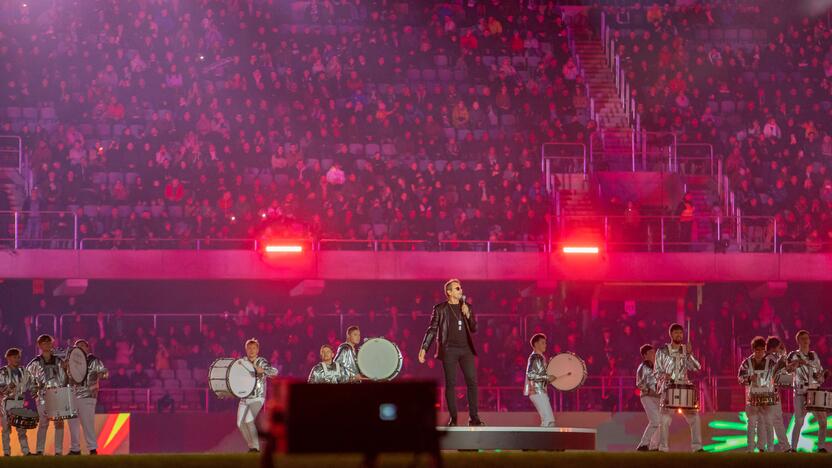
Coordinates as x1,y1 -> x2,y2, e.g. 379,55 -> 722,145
266,379 -> 439,457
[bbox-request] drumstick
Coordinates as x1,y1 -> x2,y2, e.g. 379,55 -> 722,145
552,372 -> 573,379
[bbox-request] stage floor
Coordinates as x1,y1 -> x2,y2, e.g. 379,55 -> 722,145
1,452 -> 828,468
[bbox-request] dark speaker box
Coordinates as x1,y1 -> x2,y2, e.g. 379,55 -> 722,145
268,379 -> 438,455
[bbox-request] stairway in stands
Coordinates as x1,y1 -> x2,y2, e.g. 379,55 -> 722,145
0,170 -> 24,210
555,184 -> 604,244
571,25 -> 629,129
685,176 -> 718,244
0,137 -> 25,212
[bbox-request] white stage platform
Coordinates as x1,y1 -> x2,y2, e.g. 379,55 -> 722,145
436,426 -> 596,451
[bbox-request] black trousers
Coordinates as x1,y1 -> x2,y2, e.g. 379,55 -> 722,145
441,345 -> 478,420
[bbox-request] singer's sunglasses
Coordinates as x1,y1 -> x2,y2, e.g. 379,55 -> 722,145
454,287 -> 462,291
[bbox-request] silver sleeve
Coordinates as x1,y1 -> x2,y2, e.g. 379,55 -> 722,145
737,358 -> 751,385
811,356 -> 824,382
90,358 -> 108,379
0,370 -> 9,396
258,357 -> 278,377
636,364 -> 651,392
653,348 -> 668,377
334,345 -> 358,378
25,360 -> 44,387
686,353 -> 701,372
526,355 -> 548,383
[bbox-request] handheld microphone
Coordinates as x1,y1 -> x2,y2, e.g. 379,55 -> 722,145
461,294 -> 467,304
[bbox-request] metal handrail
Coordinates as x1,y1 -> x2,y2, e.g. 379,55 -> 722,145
676,143 -> 715,176
52,311 -> 526,345
437,240 -> 549,252
541,142 -> 588,192
589,129 -> 679,173
97,387 -> 210,414
0,213 -> 802,255
1,210 -> 77,249
316,239 -> 428,252
779,241 -> 832,254
78,237 -> 262,250
96,375 -> 788,414
553,214 -> 776,253
599,13 -> 642,133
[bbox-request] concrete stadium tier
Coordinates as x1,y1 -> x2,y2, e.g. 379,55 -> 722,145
2,250 -> 832,281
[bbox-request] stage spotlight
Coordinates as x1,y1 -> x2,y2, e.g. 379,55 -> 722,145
562,246 -> 600,254
265,245 -> 303,253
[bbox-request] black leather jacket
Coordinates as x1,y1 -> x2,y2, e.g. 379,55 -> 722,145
420,301 -> 477,360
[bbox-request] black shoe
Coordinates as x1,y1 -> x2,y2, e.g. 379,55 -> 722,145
650,449 -> 659,452
446,418 -> 457,427
468,418 -> 485,426
785,449 -> 796,453
695,449 -> 706,453
636,445 -> 650,451
90,449 -> 98,455
819,448 -> 828,453
29,452 -> 42,456
68,451 -> 81,456
247,448 -> 260,453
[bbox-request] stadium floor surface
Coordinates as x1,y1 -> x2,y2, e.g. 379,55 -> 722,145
1,452 -> 829,467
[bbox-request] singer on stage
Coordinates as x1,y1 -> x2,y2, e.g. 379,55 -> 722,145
418,278 -> 484,427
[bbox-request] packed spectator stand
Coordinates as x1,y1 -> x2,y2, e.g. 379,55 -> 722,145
1,0 -> 588,250
598,1 -> 832,251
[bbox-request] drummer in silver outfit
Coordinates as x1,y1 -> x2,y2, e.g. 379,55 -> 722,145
654,323 -> 703,452
68,340 -> 108,456
308,345 -> 346,384
237,338 -> 277,453
636,344 -> 660,451
0,348 -> 30,456
26,335 -> 68,456
765,336 -> 795,452
334,326 -> 363,382
524,334 -> 556,427
787,330 -> 829,453
738,336 -> 784,452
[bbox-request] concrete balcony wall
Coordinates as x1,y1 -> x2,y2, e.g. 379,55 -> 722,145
2,250 -> 831,282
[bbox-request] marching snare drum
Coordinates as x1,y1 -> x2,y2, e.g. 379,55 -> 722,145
356,338 -> 403,381
749,392 -> 779,406
208,358 -> 256,399
7,407 -> 38,429
775,372 -> 793,387
805,389 -> 832,412
44,387 -> 78,420
661,383 -> 699,410
546,352 -> 587,391
67,346 -> 88,385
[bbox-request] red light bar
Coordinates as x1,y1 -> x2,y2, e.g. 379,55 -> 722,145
265,245 -> 303,253
562,246 -> 599,254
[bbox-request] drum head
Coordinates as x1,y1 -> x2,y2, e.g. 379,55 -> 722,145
357,338 -> 402,381
67,347 -> 88,384
546,353 -> 587,391
228,359 -> 257,398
